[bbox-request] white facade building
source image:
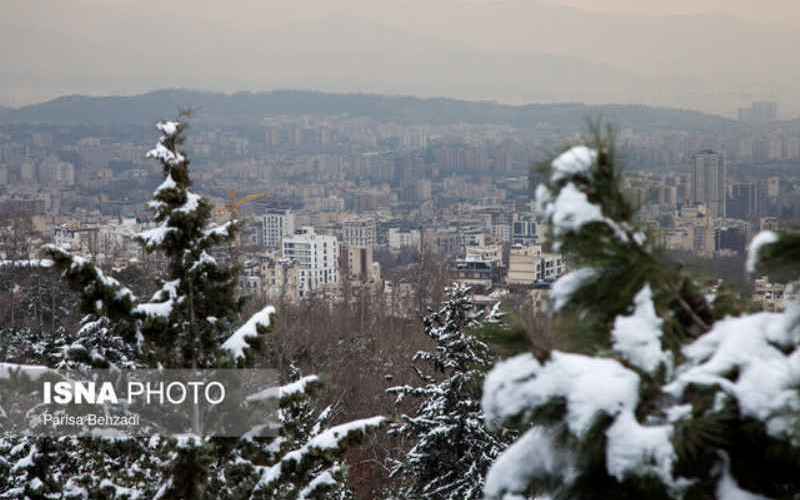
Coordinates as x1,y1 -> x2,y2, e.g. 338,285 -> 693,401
506,244 -> 566,286
261,209 -> 295,250
388,228 -> 421,252
282,226 -> 339,297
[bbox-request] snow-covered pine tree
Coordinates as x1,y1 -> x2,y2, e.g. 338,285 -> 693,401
481,130 -> 800,500
387,285 -> 510,499
0,253 -> 145,498
215,361 -> 368,499
271,363 -> 354,499
0,117 -> 384,499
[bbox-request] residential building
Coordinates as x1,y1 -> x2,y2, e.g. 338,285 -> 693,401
345,245 -> 381,283
506,244 -> 565,286
260,209 -> 295,249
752,276 -> 794,313
388,228 -> 421,252
282,226 -> 339,297
342,217 -> 376,248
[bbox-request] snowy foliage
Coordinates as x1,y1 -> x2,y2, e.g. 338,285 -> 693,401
223,305 -> 276,362
387,285 -> 511,499
482,134 -> 800,499
610,285 -> 672,375
550,268 -> 597,312
220,365 -> 382,499
0,117 -> 381,499
49,315 -> 140,370
746,230 -> 779,274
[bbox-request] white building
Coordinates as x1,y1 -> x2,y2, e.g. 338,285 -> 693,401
388,228 -> 421,252
261,209 -> 295,250
282,227 -> 339,297
506,244 -> 566,286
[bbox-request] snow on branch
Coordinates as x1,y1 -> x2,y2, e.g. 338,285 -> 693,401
484,427 -> 573,500
253,416 -> 386,494
223,305 -> 276,361
297,464 -> 342,500
132,279 -> 181,320
551,146 -> 597,183
173,191 -> 201,215
188,251 -> 217,274
153,173 -> 177,196
245,375 -> 320,404
200,221 -> 237,246
0,259 -> 54,269
539,182 -> 630,249
136,224 -> 177,251
550,268 -> 597,312
536,142 -> 644,253
482,352 -> 640,437
156,121 -> 181,138
42,244 -> 136,317
482,352 -> 685,494
611,284 -> 672,375
746,230 -> 779,274
0,363 -> 52,382
665,310 -> 800,440
146,143 -> 185,167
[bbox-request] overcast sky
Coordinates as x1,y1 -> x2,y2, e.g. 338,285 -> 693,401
547,0 -> 800,22
3,0 -> 799,117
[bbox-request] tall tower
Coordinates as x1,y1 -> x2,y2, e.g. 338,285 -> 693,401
691,150 -> 727,218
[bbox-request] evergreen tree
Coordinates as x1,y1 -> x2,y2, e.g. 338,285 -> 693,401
388,286 -> 510,499
217,362 -> 371,499
481,130 -> 800,500
0,117 -> 383,499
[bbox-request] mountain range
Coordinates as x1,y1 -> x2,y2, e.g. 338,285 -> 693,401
0,89 -> 744,133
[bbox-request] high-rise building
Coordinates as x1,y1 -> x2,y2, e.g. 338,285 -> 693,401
260,209 -> 295,250
282,227 -> 339,297
345,245 -> 380,283
691,150 -> 727,218
728,183 -> 760,220
341,218 -> 376,248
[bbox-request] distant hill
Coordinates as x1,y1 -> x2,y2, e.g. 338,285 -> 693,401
1,90 -> 743,133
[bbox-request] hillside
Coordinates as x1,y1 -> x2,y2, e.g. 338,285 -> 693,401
1,90 -> 743,133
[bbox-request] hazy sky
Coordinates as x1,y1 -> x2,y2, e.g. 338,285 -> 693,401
547,0 -> 800,22
3,0 -> 799,117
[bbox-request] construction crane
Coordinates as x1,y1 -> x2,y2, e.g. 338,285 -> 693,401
226,191 -> 270,220
224,191 -> 271,260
